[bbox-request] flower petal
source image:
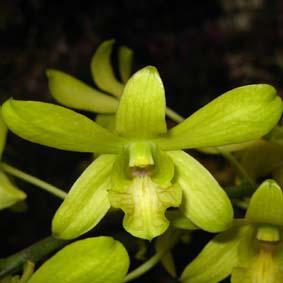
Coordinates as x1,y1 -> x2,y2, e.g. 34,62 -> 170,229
168,150 -> 233,232
246,179 -> 283,226
0,107 -> 7,158
52,155 -> 115,239
109,175 -> 181,240
118,46 -> 134,83
46,69 -> 119,113
0,171 -> 26,210
2,100 -> 125,153
90,40 -> 124,97
28,237 -> 130,283
95,114 -> 116,131
116,66 -> 167,139
109,150 -> 181,240
166,210 -> 198,230
180,224 -> 248,283
155,84 -> 283,150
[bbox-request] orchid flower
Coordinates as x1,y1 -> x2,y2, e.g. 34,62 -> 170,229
2,66 -> 282,240
181,179 -> 283,283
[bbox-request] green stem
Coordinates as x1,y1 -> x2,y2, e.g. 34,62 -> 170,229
165,107 -> 185,123
0,236 -> 67,278
124,252 -> 163,283
19,261 -> 35,283
124,230 -> 180,282
0,162 -> 67,199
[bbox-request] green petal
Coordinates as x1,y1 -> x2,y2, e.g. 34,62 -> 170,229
168,150 -> 233,232
52,155 -> 115,239
0,107 -> 7,158
239,140 -> 283,180
91,40 -> 124,97
181,225 -> 248,283
109,149 -> 181,240
0,171 -> 26,210
151,146 -> 175,187
2,99 -> 125,153
246,179 -> 283,226
155,84 -> 283,150
95,114 -> 117,131
118,46 -> 134,83
110,175 -> 181,240
236,224 -> 258,267
28,237 -> 130,283
116,66 -> 167,139
166,210 -> 199,230
47,69 -> 118,113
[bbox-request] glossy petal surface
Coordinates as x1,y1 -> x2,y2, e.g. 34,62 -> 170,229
116,66 -> 167,139
28,237 -> 130,283
246,179 -> 283,226
181,225 -> 248,283
156,85 -> 283,150
91,40 -> 124,97
168,150 -> 233,232
47,69 -> 118,113
52,155 -> 115,239
2,100 -> 125,153
118,46 -> 133,83
0,171 -> 26,210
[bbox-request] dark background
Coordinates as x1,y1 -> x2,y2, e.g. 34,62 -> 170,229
0,0 -> 282,282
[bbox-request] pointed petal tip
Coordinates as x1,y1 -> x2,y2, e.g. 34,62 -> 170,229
139,65 -> 159,76
157,83 -> 282,150
45,68 -> 59,79
92,39 -> 115,54
91,39 -> 123,97
246,179 -> 283,226
103,38 -> 115,45
45,68 -> 53,78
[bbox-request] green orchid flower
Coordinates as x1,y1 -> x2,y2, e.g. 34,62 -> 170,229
0,108 -> 26,209
2,66 -> 282,240
28,237 -> 129,283
47,39 -> 183,128
181,179 -> 283,283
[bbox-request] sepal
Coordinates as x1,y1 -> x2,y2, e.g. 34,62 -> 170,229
156,84 -> 283,150
91,40 -> 124,97
0,171 -> 26,210
116,66 -> 167,139
246,179 -> 283,226
47,69 -> 118,113
168,150 -> 233,232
